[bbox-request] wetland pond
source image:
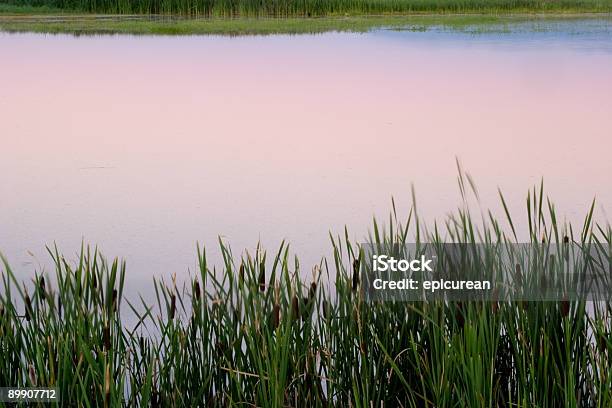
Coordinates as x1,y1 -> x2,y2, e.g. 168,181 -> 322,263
1,18 -> 611,295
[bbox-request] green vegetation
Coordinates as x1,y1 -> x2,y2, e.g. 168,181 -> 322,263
1,0 -> 611,16
1,173 -> 611,406
0,14 -> 509,35
0,3 -> 69,12
1,0 -> 610,35
1,13 -> 610,35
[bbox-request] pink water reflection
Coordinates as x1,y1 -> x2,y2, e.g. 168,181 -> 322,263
1,32 -> 611,286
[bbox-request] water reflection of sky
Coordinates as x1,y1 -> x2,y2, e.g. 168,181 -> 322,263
370,18 -> 612,54
0,20 -> 611,300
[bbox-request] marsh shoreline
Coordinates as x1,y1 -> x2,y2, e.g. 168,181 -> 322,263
1,9 -> 611,35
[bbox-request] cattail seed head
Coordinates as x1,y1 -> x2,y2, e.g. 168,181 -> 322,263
322,299 -> 329,319
455,302 -> 465,329
139,336 -> 145,352
103,325 -> 111,350
302,297 -> 311,322
271,304 -> 280,329
193,279 -> 201,302
151,387 -> 159,408
271,284 -> 280,329
309,282 -> 317,300
258,267 -> 266,292
291,296 -> 299,320
597,331 -> 607,353
24,292 -> 32,322
92,273 -> 97,289
563,235 -> 570,244
311,265 -> 319,288
352,258 -> 360,291
112,289 -> 118,312
560,297 -> 570,318
169,293 -> 176,320
39,276 -> 46,300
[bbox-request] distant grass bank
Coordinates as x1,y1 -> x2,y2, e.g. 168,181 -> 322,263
1,0 -> 612,16
2,0 -> 611,36
1,12 -> 611,35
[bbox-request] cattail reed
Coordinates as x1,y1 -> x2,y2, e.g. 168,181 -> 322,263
151,386 -> 160,408
310,265 -> 319,300
24,291 -> 32,322
271,302 -> 280,329
302,296 -> 312,322
352,258 -> 360,291
291,295 -> 299,321
239,262 -> 245,284
309,282 -> 316,300
103,325 -> 111,350
597,331 -> 607,353
193,279 -> 201,302
258,264 -> 266,292
560,297 -> 570,318
271,283 -> 280,329
0,184 -> 609,406
455,302 -> 465,329
38,276 -> 46,300
169,292 -> 176,320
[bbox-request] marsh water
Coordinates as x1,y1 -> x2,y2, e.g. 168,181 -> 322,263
1,19 -> 611,292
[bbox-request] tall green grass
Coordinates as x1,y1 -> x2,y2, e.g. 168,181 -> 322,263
1,0 -> 612,16
1,175 -> 611,406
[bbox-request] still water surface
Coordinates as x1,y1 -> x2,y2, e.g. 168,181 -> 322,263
1,20 -> 611,290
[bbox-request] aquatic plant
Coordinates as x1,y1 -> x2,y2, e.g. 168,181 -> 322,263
2,0 -> 612,16
1,175 -> 611,406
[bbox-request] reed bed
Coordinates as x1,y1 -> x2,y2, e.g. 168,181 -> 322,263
2,0 -> 612,17
1,176 -> 611,407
